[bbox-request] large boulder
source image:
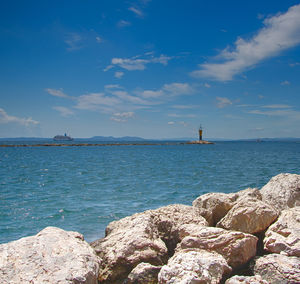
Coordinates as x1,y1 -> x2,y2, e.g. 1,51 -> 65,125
253,253 -> 300,284
125,262 -> 161,284
0,227 -> 101,284
158,249 -> 232,284
264,207 -> 300,256
260,173 -> 300,211
216,199 -> 278,234
91,204 -> 207,283
192,188 -> 262,226
193,192 -> 236,226
225,275 -> 268,284
177,226 -> 258,269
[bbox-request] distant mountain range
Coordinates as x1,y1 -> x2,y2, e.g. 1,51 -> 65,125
0,136 -> 300,142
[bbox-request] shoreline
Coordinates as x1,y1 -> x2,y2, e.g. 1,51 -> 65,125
0,141 -> 214,147
0,173 -> 299,283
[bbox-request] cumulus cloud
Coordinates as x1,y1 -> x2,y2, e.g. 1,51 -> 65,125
106,54 -> 172,71
53,106 -> 74,117
0,108 -> 39,126
216,97 -> 233,108
192,4 -> 300,81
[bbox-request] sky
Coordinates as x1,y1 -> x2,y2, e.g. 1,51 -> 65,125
1,0 -> 300,139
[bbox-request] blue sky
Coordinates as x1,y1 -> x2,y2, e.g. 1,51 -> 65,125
1,0 -> 300,139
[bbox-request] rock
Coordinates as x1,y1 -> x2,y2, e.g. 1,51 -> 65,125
91,204 -> 207,283
125,263 -> 161,284
225,275 -> 269,284
0,227 -> 101,284
158,249 -> 231,284
264,207 -> 300,256
234,187 -> 262,203
177,226 -> 258,269
260,173 -> 300,211
253,253 -> 300,284
216,200 -> 278,234
192,188 -> 261,226
193,192 -> 237,226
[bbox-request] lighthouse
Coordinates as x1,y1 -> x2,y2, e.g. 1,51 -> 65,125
199,125 -> 203,141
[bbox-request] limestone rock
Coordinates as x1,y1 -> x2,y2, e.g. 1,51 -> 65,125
192,188 -> 261,226
264,207 -> 300,256
253,253 -> 300,284
91,212 -> 167,283
260,173 -> 300,211
216,200 -> 278,234
177,226 -> 258,269
125,263 -> 161,284
193,192 -> 237,226
91,204 -> 207,283
158,249 -> 231,284
0,227 -> 101,284
234,187 -> 262,203
225,275 -> 269,284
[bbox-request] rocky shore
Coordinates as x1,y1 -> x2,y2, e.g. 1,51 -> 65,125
0,173 -> 299,283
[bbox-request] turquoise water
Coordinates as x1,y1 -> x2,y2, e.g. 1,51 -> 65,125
1,141 -> 299,244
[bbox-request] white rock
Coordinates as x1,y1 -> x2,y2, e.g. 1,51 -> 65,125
254,253 -> 300,284
264,207 -> 300,256
158,249 -> 231,284
91,204 -> 207,283
260,173 -> 300,211
0,227 -> 101,284
177,226 -> 257,269
126,262 -> 161,284
225,275 -> 269,284
216,199 -> 278,234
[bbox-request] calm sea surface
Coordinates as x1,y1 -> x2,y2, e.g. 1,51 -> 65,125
1,141 -> 299,244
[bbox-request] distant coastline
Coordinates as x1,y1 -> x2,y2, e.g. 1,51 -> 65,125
0,136 -> 300,142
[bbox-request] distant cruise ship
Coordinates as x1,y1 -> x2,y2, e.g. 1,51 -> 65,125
53,133 -> 73,141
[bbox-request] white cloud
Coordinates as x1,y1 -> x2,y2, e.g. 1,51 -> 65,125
192,4 -> 300,81
289,62 -> 300,67
280,80 -> 291,85
53,106 -> 74,117
110,111 -> 134,122
128,7 -> 144,17
45,88 -> 70,98
114,71 -> 124,78
168,121 -> 175,125
96,36 -> 102,43
117,20 -> 131,28
64,32 -> 83,51
172,105 -> 199,109
140,82 -> 194,99
107,54 -> 172,71
204,83 -> 211,88
168,113 -> 196,118
113,112 -> 134,118
0,108 -> 39,126
248,109 -> 300,119
75,93 -> 121,111
109,90 -> 150,105
216,97 -> 233,108
263,104 -> 292,109
104,84 -> 123,89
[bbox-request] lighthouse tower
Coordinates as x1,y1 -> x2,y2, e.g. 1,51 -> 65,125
199,125 -> 203,141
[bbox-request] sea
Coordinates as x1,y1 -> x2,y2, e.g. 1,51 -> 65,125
1,140 -> 299,244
